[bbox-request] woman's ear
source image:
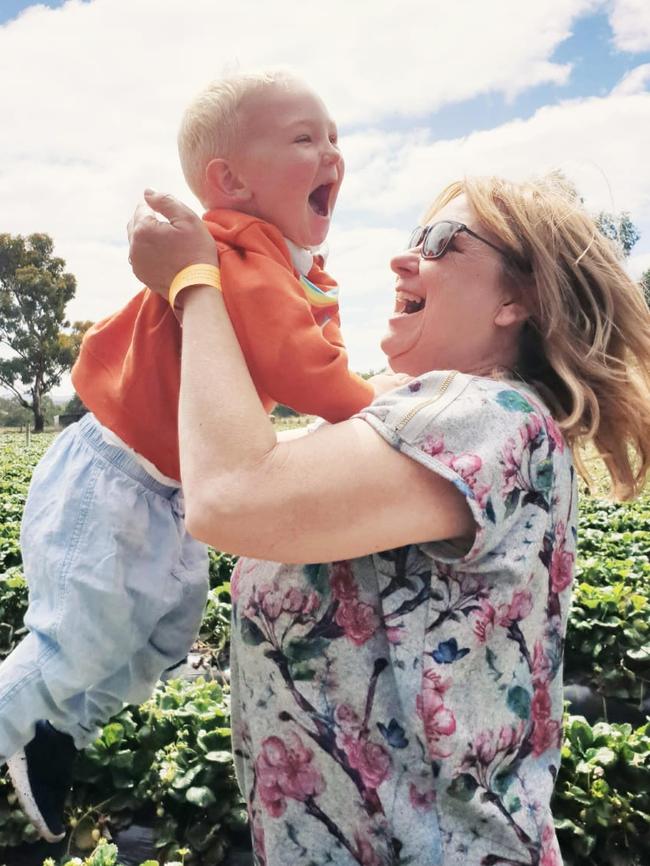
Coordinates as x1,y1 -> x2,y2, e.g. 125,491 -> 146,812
494,297 -> 530,328
204,158 -> 252,204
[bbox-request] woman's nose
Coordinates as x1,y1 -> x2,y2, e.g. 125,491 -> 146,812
390,249 -> 420,276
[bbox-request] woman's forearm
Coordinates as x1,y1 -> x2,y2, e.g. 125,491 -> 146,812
178,285 -> 277,528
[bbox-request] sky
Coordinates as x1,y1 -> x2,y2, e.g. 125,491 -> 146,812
1,0 -> 649,394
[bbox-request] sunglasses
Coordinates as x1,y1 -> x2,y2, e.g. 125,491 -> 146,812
407,220 -> 512,261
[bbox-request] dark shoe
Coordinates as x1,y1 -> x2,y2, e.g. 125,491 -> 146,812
6,720 -> 78,843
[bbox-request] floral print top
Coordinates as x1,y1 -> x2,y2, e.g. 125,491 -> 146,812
229,371 -> 577,866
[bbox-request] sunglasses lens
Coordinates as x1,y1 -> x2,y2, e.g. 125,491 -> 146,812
422,222 -> 455,258
407,227 -> 425,250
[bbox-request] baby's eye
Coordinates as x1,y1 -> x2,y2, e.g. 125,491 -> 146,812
329,134 -> 339,146
295,135 -> 312,143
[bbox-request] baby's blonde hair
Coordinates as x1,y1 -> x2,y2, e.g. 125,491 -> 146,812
425,174 -> 650,500
178,68 -> 299,205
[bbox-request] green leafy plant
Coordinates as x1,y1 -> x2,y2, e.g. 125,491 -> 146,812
553,716 -> 650,865
43,837 -> 190,866
67,677 -> 245,865
564,496 -> 650,707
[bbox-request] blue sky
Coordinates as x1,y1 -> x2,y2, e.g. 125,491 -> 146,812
1,0 -> 649,380
415,11 -> 650,140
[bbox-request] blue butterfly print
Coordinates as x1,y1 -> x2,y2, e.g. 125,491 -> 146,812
430,637 -> 470,664
376,718 -> 408,749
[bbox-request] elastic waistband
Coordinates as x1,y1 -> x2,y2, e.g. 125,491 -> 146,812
76,413 -> 180,500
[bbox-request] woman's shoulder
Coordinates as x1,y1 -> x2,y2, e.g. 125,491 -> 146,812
358,369 -> 564,452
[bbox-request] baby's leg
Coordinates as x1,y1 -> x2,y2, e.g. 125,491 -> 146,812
0,415 -> 199,758
70,531 -> 209,747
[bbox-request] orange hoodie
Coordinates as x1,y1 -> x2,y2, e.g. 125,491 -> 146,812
71,209 -> 373,481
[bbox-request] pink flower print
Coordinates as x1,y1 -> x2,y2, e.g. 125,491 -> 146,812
282,587 -> 307,614
531,683 -> 561,756
520,413 -> 543,446
531,684 -> 552,721
334,703 -> 362,736
422,434 -> 445,457
472,481 -> 491,510
354,832 -> 383,866
242,596 -> 258,621
474,730 -> 498,765
545,415 -> 565,454
303,590 -> 321,615
550,524 -> 573,593
472,600 -> 496,643
498,589 -> 533,627
255,732 -> 325,818
344,738 -> 392,790
422,668 -> 452,694
257,584 -> 284,621
230,561 -> 243,604
330,560 -> 358,602
459,574 -> 482,595
501,437 -> 521,494
465,722 -> 525,772
416,669 -> 456,759
497,722 -> 525,754
385,624 -> 404,644
532,640 -> 552,687
531,717 -> 562,757
540,822 -> 562,866
409,782 -> 436,811
281,587 -> 320,616
335,598 -> 380,646
449,452 -> 482,482
250,811 -> 266,865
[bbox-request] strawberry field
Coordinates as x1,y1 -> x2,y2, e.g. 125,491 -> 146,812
0,432 -> 648,866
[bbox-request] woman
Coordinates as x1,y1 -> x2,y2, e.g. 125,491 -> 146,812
128,175 -> 650,866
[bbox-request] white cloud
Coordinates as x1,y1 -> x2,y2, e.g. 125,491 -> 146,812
611,63 -> 650,95
0,0 -> 647,389
628,251 -> 650,279
610,0 -> 650,52
337,91 -> 650,226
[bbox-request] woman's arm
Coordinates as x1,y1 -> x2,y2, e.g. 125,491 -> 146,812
128,192 -> 474,563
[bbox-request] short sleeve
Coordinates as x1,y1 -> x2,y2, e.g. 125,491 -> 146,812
356,371 -> 568,564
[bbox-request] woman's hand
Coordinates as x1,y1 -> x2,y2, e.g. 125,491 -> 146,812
127,190 -> 218,297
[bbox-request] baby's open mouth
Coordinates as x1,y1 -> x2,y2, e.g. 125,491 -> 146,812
395,290 -> 425,314
308,184 -> 332,217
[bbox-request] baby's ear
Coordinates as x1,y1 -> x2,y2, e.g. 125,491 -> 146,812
205,158 -> 252,204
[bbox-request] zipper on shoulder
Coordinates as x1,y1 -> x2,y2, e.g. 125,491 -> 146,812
394,370 -> 459,434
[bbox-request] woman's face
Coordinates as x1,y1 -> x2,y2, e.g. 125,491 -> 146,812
381,194 -> 525,376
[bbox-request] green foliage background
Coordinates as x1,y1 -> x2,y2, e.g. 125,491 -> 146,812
0,433 -> 648,866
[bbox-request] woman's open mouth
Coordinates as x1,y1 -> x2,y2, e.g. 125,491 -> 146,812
308,184 -> 333,217
394,290 -> 425,315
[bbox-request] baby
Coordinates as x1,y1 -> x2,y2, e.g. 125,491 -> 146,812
0,69 -> 385,842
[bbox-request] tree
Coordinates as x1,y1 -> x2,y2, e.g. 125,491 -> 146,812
594,211 -> 640,257
0,394 -> 56,428
0,233 -> 85,432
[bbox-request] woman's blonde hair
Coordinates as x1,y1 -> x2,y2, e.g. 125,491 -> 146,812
425,174 -> 650,500
178,67 -> 299,205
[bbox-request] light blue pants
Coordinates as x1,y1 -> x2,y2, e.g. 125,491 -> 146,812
0,414 -> 209,759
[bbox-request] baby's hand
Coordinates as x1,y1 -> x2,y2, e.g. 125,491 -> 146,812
369,371 -> 414,397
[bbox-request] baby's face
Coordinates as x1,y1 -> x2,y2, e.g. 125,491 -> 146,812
233,81 -> 344,248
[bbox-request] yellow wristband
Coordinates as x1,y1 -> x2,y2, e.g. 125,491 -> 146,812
168,264 -> 222,309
